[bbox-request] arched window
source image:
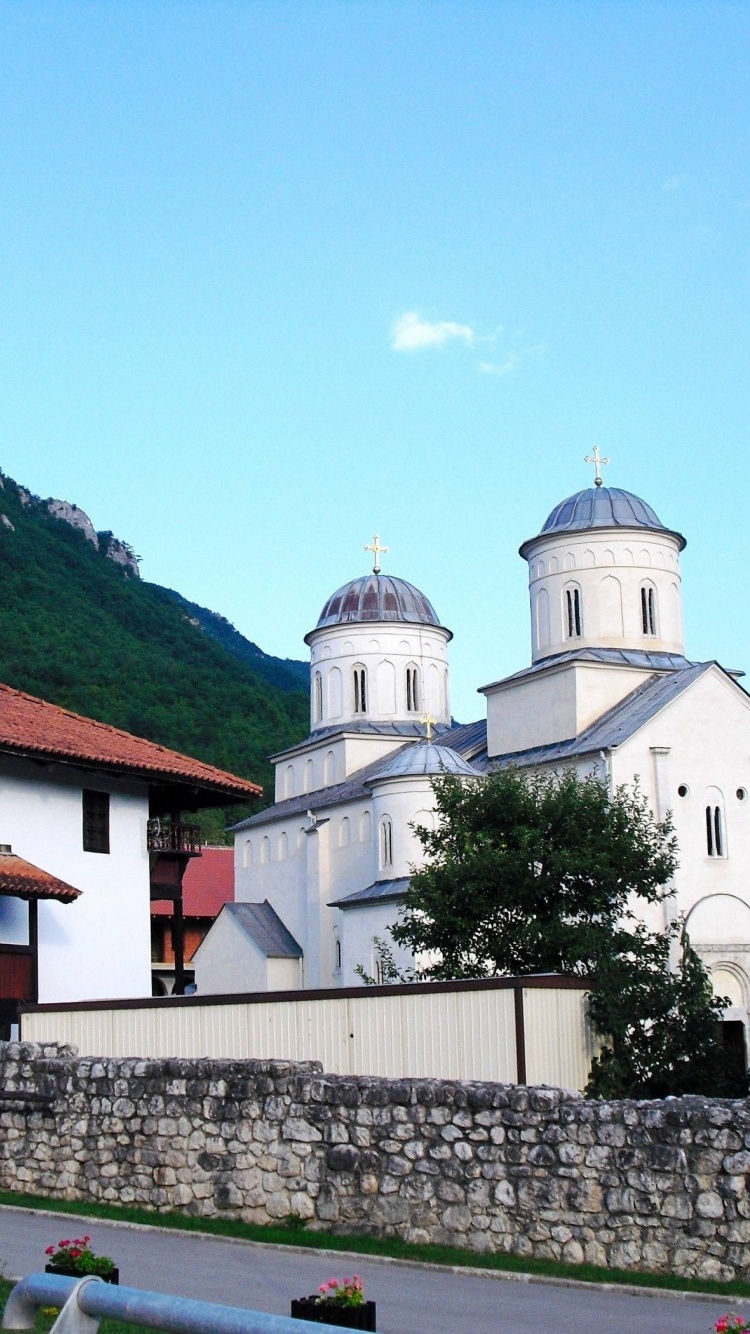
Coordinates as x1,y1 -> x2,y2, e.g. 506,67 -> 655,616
285,765 -> 295,798
278,831 -> 288,861
564,584 -> 583,639
640,584 -> 658,636
304,758 -> 314,792
334,938 -> 342,972
338,816 -> 350,848
260,836 -> 270,865
353,664 -> 367,714
313,671 -> 323,723
296,826 -> 306,854
324,750 -> 335,785
380,816 -> 393,869
359,810 -> 372,842
705,788 -> 727,858
242,839 -> 252,869
406,664 -> 421,712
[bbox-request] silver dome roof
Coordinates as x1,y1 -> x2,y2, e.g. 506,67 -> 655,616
520,486 -> 686,556
310,574 -> 446,634
372,743 -> 482,783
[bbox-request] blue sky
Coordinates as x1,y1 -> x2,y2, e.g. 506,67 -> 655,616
0,1 -> 748,720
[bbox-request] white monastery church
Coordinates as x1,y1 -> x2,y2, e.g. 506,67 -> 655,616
195,461 -> 750,1034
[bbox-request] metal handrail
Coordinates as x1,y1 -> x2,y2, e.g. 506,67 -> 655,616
3,1273 -> 315,1333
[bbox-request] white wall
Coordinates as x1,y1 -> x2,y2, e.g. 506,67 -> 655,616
307,622 -> 451,732
194,909 -> 302,994
484,661 -> 656,757
22,982 -> 597,1091
523,529 -> 684,662
0,755 -> 152,1003
272,733 -> 404,801
605,669 -> 750,1027
339,901 -> 414,986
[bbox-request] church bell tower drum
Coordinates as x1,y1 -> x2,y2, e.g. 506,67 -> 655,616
519,481 -> 687,663
305,543 -> 453,733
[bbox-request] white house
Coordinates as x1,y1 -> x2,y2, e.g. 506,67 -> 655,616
194,476 -> 750,1045
0,682 -> 260,1032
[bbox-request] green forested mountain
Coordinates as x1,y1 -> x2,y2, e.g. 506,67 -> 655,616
0,470 -> 309,806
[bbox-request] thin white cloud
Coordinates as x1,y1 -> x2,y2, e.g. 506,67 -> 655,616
391,311 -> 475,352
478,355 -> 520,378
478,343 -> 544,378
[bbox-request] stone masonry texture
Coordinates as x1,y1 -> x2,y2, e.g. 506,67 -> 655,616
2,1041 -> 750,1281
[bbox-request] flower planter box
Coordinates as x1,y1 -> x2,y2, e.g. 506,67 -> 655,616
290,1297 -> 376,1330
46,1264 -> 119,1285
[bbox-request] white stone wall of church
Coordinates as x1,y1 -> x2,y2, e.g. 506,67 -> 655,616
193,908 -> 268,995
273,734 -> 406,803
370,777 -> 437,882
0,755 -> 151,1003
610,668 -> 750,1009
307,622 -> 451,732
234,821 -> 309,948
485,663 -> 659,758
524,529 -> 684,662
339,902 -> 415,985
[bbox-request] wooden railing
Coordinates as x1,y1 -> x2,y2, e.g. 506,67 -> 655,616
146,820 -> 202,855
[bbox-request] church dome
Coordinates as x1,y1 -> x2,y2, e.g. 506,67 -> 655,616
520,485 -> 685,556
313,574 -> 444,632
372,743 -> 481,783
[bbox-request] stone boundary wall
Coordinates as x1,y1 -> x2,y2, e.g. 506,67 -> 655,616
2,1041 -> 750,1282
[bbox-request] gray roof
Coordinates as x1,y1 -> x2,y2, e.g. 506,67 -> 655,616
372,743 -> 482,782
308,573 -> 448,638
519,486 -> 686,555
223,902 -> 302,957
329,877 -> 410,909
480,648 -> 697,694
489,661 -> 716,769
232,744 -> 422,831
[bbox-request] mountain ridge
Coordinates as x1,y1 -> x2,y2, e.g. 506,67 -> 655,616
0,468 -> 310,810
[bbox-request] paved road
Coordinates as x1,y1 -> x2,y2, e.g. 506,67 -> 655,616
0,1206 -> 745,1334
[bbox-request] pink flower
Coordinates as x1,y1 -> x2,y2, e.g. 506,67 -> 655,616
45,1247 -> 55,1256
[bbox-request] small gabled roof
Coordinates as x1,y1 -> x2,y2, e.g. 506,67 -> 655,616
490,660 -> 718,769
0,683 -> 261,803
0,846 -> 81,903
480,647 -> 699,695
223,901 -> 302,958
329,877 -> 410,910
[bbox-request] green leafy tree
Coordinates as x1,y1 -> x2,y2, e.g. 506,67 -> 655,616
391,768 -> 737,1097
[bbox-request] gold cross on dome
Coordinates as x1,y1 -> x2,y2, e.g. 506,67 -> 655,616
364,534 -> 389,574
584,445 -> 610,488
420,711 -> 437,742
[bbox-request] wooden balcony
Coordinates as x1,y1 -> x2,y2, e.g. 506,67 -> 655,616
147,820 -> 202,856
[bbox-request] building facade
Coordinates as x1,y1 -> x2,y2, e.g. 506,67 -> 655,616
194,478 -> 750,1042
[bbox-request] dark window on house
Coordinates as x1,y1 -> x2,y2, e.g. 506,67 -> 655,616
83,790 -> 110,854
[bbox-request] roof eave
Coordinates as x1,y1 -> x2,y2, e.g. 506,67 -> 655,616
518,523 -> 687,561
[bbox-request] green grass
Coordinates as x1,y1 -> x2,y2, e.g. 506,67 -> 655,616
0,1278 -> 170,1333
2,1188 -> 750,1302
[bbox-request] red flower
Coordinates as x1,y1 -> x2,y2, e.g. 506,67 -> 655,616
45,1247 -> 55,1256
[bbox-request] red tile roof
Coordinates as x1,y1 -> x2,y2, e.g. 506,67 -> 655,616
0,684 -> 262,802
0,849 -> 81,903
151,846 -> 234,918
